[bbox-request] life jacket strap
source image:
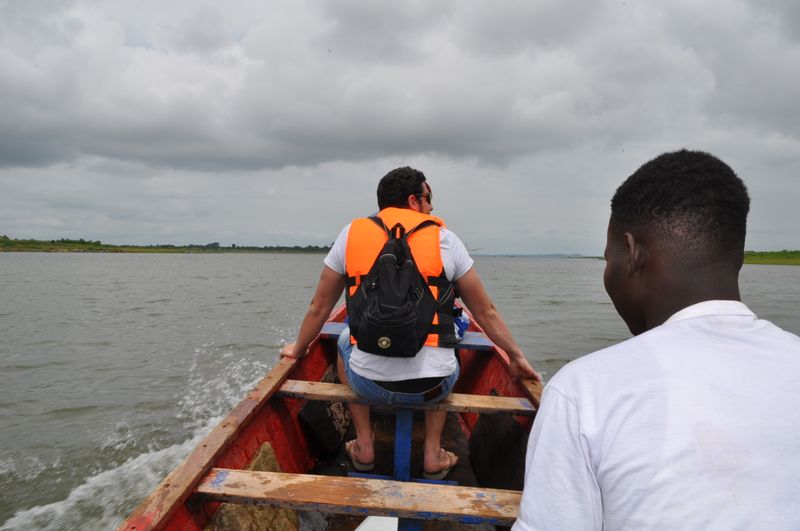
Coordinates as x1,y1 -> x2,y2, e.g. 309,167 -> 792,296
428,323 -> 457,335
427,276 -> 450,288
346,275 -> 363,288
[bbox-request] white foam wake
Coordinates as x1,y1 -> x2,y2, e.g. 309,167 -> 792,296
2,346 -> 275,530
1,418 -> 220,531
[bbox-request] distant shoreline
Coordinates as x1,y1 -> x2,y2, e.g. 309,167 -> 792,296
743,251 -> 800,266
2,236 -> 797,264
462,252 -> 800,266
591,251 -> 800,266
0,236 -> 329,254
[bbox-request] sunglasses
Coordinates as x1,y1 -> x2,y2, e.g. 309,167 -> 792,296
415,191 -> 432,204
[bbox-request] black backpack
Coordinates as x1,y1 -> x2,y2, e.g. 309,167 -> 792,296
347,216 -> 448,358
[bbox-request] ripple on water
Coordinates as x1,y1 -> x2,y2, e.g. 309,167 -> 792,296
38,405 -> 109,421
2,359 -> 72,371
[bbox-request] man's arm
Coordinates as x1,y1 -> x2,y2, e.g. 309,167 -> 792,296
455,268 -> 541,380
280,265 -> 346,358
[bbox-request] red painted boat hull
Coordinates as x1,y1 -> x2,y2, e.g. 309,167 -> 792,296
119,304 -> 541,530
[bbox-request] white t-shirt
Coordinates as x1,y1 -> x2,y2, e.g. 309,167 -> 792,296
324,221 -> 474,381
513,300 -> 800,531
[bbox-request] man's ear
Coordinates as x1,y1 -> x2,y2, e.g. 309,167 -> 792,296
407,194 -> 421,212
624,232 -> 645,275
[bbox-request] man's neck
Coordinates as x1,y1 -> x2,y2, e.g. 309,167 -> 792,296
644,273 -> 741,331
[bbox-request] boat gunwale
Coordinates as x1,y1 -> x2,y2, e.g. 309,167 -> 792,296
119,303 -> 541,530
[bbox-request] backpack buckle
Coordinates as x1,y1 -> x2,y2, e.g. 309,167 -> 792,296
390,223 -> 405,239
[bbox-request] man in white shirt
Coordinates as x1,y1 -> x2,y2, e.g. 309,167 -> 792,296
282,166 -> 539,479
513,150 -> 800,530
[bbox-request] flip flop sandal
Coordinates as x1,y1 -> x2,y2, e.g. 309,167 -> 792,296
345,439 -> 375,472
422,449 -> 458,480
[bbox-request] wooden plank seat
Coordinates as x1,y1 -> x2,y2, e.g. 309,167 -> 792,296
196,468 -> 520,526
277,379 -> 536,416
319,321 -> 496,351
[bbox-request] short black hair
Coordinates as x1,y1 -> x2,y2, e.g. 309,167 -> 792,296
611,149 -> 750,263
377,167 -> 427,210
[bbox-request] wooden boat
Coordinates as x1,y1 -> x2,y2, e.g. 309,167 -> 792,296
120,304 -> 542,530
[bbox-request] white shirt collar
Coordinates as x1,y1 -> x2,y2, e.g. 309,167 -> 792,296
664,300 -> 755,325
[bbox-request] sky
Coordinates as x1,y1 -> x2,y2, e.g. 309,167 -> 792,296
1,0 -> 798,255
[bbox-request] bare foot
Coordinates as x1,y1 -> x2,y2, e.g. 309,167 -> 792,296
423,448 -> 458,478
345,439 -> 375,470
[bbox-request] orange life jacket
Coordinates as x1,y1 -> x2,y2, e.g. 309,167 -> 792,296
345,207 -> 456,349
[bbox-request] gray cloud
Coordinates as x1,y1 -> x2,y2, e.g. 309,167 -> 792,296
0,0 -> 798,253
164,6 -> 242,54
316,0 -> 451,62
450,1 -> 607,55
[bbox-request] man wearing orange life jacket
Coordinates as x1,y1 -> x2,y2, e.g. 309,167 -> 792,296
281,166 -> 540,479
344,206 -> 459,356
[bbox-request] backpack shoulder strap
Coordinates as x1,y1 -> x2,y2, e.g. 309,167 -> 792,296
367,216 -> 391,236
369,216 -> 411,240
405,219 -> 440,238
368,216 -> 440,240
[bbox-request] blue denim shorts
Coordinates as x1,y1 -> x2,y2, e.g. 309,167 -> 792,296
337,330 -> 458,407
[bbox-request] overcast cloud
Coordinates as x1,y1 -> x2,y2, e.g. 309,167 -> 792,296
1,0 -> 798,253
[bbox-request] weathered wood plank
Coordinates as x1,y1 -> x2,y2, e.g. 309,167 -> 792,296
119,356 -> 301,531
277,380 -> 536,416
205,443 -> 299,530
196,468 -> 520,526
520,378 -> 543,408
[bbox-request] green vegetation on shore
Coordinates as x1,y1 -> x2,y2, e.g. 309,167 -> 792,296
2,235 -> 797,263
744,250 -> 800,266
591,251 -> 799,266
0,235 -> 329,254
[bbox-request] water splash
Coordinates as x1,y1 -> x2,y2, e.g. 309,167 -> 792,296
2,344 -> 275,530
1,425 -> 215,531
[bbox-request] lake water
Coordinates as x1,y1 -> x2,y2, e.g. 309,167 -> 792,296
0,253 -> 797,530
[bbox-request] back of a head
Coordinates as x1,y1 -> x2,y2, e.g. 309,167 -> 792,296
610,149 -> 750,270
377,167 -> 427,210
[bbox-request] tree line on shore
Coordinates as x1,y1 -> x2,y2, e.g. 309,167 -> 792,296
2,235 -> 798,263
0,235 -> 330,253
